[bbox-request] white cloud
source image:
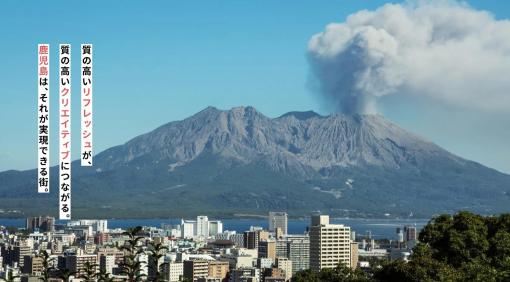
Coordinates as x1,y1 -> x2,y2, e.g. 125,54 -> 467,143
308,0 -> 510,114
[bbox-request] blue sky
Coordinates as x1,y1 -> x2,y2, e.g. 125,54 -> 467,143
0,0 -> 509,173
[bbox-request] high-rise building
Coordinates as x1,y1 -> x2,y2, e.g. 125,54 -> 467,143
258,240 -> 276,259
136,253 -> 149,277
216,231 -> 244,247
275,240 -> 288,259
207,261 -> 229,280
244,231 -> 259,250
94,220 -> 108,233
275,257 -> 292,281
181,220 -> 196,238
97,247 -> 124,265
22,255 -> 43,275
67,255 -> 97,275
350,242 -> 358,270
183,259 -> 209,281
256,258 -> 274,269
148,255 -> 166,280
275,228 -> 284,239
208,220 -> 223,236
405,226 -> 417,242
99,254 -> 115,275
243,229 -> 269,250
285,235 -> 309,274
269,212 -> 288,235
309,215 -> 351,271
396,228 -> 404,244
26,216 -> 55,232
12,246 -> 32,268
197,216 -> 209,238
164,261 -> 183,282
94,232 -> 110,245
259,230 -> 269,242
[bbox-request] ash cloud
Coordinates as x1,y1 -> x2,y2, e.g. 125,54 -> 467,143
308,1 -> 510,114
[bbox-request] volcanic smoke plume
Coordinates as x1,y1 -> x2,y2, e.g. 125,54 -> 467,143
307,1 -> 510,114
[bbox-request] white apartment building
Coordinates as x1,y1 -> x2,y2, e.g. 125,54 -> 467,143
166,261 -> 183,282
181,220 -> 196,239
99,254 -> 115,275
309,215 -> 351,271
197,216 -> 209,237
208,220 -> 223,236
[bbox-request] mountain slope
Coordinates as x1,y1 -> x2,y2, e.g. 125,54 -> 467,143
1,106 -> 509,218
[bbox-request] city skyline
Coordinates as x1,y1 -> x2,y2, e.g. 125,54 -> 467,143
0,1 -> 508,280
0,210 -> 488,281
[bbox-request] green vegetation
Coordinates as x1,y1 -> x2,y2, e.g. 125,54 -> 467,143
294,211 -> 510,282
294,263 -> 372,282
118,226 -> 147,282
147,241 -> 169,282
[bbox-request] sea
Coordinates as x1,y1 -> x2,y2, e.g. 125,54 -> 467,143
0,217 -> 428,240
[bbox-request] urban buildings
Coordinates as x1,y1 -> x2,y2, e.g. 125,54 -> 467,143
197,216 -> 209,238
350,242 -> 358,269
275,257 -> 292,281
309,214 -> 352,271
66,254 -> 97,275
22,256 -> 43,276
283,235 -> 309,274
229,267 -> 260,282
99,254 -> 115,275
244,231 -> 259,250
25,217 -> 54,233
0,214 -> 420,281
208,221 -> 223,237
405,226 -> 417,242
181,220 -> 196,239
181,217 -> 224,239
268,212 -> 288,235
207,261 -> 229,280
183,259 -> 209,281
165,261 -> 183,282
258,240 -> 276,260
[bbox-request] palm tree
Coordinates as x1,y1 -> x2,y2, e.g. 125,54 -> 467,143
57,268 -> 77,282
96,269 -> 115,282
147,242 -> 168,282
118,226 -> 146,282
78,261 -> 99,282
37,250 -> 56,282
1,270 -> 20,282
0,276 -> 20,282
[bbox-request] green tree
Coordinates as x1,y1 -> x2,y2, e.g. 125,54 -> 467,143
293,269 -> 321,282
37,250 -> 55,282
419,211 -> 489,267
294,263 -> 372,282
57,268 -> 77,282
78,261 -> 99,282
147,241 -> 168,282
1,268 -> 20,282
118,226 -> 147,282
97,269 -> 116,282
378,211 -> 510,282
